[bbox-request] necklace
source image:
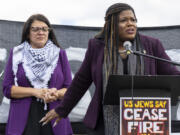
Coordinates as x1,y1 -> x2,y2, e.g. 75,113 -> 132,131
118,50 -> 126,54
118,50 -> 127,59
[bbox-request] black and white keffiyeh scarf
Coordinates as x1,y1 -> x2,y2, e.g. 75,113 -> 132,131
13,40 -> 60,89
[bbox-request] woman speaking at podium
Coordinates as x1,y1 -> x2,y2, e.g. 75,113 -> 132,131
41,3 -> 180,135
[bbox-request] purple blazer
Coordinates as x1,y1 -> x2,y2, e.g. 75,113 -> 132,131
3,49 -> 73,135
55,34 -> 180,129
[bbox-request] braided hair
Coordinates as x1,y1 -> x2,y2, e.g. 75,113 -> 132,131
95,3 -> 140,80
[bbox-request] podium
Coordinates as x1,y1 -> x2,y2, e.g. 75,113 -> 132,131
104,75 -> 180,105
103,75 -> 180,135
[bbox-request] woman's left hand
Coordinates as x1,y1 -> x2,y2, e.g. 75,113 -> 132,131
44,88 -> 58,103
57,88 -> 67,99
39,109 -> 61,127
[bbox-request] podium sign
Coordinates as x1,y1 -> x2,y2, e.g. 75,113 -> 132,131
120,97 -> 171,135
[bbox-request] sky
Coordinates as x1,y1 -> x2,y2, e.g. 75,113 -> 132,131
0,0 -> 180,27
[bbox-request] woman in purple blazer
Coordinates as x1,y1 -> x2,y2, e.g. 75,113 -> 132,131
41,3 -> 180,135
3,14 -> 73,135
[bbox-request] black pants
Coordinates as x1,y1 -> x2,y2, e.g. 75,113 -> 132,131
23,98 -> 54,135
86,111 -> 105,135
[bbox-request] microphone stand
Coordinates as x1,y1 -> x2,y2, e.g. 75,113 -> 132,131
125,49 -> 180,135
130,50 -> 180,66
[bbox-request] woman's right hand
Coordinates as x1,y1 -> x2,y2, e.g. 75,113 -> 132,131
43,88 -> 68,102
33,88 -> 47,100
34,88 -> 67,103
10,86 -> 48,99
10,86 -> 58,101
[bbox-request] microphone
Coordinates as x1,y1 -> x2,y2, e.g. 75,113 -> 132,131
123,40 -> 136,135
123,41 -> 180,66
123,41 -> 133,55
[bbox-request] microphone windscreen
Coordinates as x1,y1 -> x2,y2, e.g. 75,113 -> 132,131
123,41 -> 132,51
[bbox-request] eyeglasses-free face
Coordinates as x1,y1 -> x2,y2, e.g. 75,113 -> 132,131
118,10 -> 137,42
29,20 -> 49,48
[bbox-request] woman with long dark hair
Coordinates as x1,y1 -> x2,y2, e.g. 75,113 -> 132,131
41,3 -> 180,135
3,14 -> 73,135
